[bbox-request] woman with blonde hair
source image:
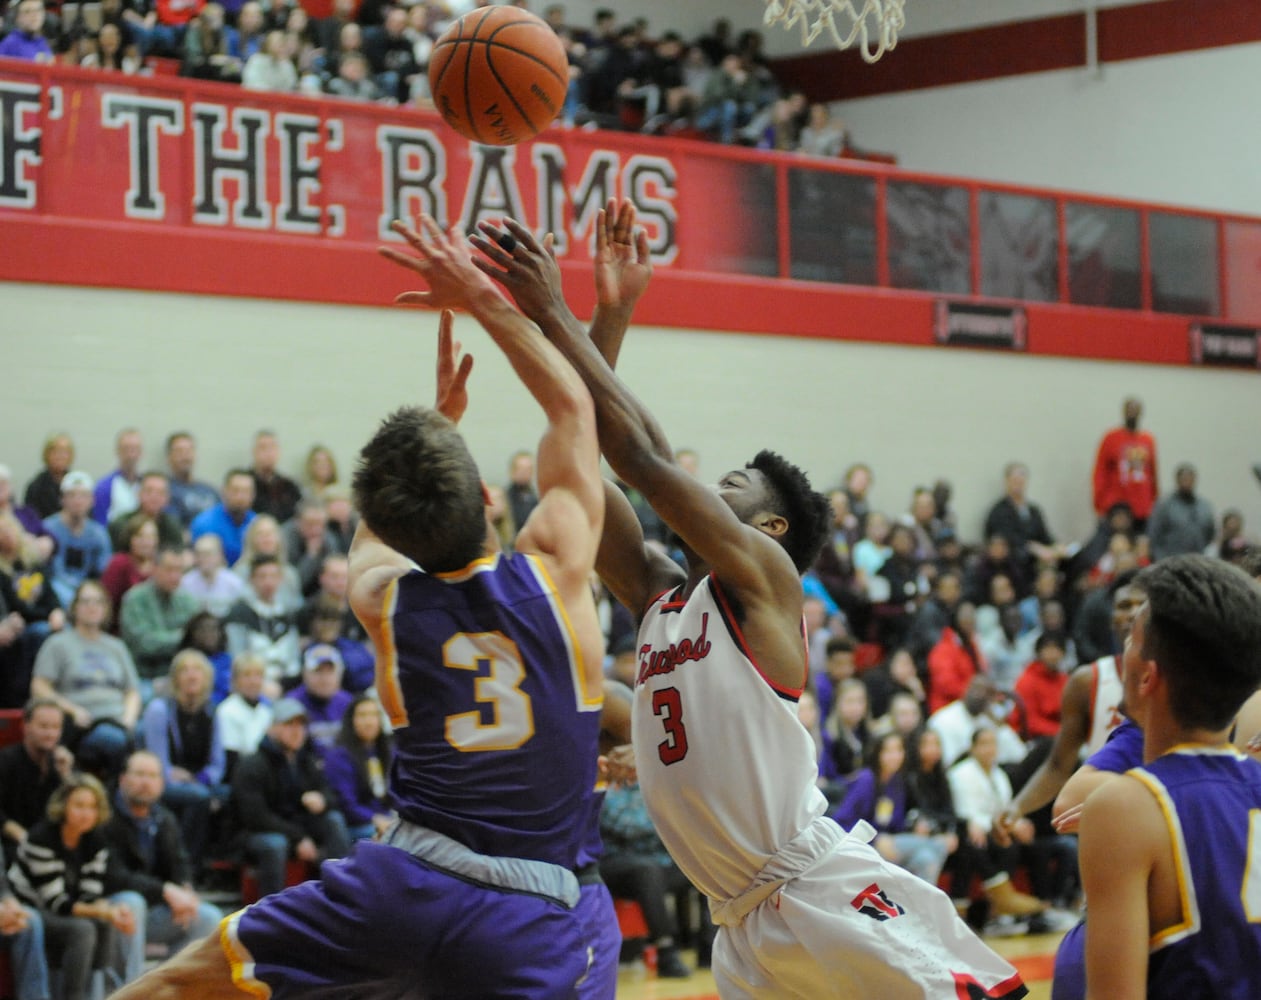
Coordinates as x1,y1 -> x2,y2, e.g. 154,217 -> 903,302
10,772 -> 136,1000
23,432 -> 75,518
231,514 -> 302,611
139,649 -> 228,863
302,445 -> 339,502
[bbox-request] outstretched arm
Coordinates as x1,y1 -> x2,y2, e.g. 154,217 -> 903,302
588,198 -> 653,369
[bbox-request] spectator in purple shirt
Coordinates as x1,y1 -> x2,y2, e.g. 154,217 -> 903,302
0,0 -> 54,62
322,695 -> 394,842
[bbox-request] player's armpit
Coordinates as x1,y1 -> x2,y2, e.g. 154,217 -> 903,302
347,523 -> 413,628
1081,777 -> 1157,1000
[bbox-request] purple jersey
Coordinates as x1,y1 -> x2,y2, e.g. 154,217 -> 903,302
379,553 -> 603,868
1084,717 -> 1143,774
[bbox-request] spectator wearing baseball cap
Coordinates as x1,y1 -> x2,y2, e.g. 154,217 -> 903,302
291,644 -> 352,756
43,470 -> 113,607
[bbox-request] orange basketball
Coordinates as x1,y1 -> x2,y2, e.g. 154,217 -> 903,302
428,7 -> 570,146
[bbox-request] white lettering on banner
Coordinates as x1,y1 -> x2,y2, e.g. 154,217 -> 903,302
102,94 -> 184,221
0,81 -> 43,208
377,125 -> 448,241
192,103 -> 272,229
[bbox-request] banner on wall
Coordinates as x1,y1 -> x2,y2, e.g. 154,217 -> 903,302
1188,323 -> 1261,369
933,300 -> 1027,350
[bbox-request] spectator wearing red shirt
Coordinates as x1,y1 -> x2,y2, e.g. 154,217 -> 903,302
1092,397 -> 1158,526
926,602 -> 986,715
1012,632 -> 1069,739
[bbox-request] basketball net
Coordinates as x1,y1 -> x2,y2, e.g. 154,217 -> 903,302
763,0 -> 906,62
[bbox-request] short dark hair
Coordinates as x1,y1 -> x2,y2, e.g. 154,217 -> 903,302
223,467 -> 253,487
24,697 -> 62,722
165,431 -> 193,452
1034,630 -> 1066,655
1136,555 -> 1261,730
250,553 -> 280,575
746,450 -> 831,574
353,406 -> 486,573
824,635 -> 855,658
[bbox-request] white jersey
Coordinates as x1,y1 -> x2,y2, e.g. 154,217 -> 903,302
632,576 -> 825,902
1084,655 -> 1124,757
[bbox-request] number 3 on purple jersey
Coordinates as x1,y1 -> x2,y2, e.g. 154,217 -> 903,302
653,687 -> 689,765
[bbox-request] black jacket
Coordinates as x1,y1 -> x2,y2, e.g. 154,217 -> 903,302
232,736 -> 331,845
101,800 -> 192,905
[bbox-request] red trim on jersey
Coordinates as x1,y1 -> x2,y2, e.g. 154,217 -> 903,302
952,969 -> 1029,999
1087,659 -> 1101,737
647,587 -> 684,615
709,575 -> 806,699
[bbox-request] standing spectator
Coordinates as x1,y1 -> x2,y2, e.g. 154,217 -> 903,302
0,0 -> 53,62
503,450 -> 537,532
231,699 -> 350,899
0,699 -> 71,859
101,751 -> 221,968
163,432 -> 219,529
322,695 -> 394,841
100,515 -> 157,619
119,544 -> 199,692
22,435 -> 75,521
214,654 -> 273,779
91,429 -> 144,527
224,555 -> 301,691
1147,463 -> 1214,561
179,534 -> 245,618
289,644 -> 352,755
138,651 -> 228,864
107,472 -> 181,552
30,582 -> 140,780
42,472 -> 112,608
190,469 -> 255,566
9,774 -> 137,1000
983,463 -> 1062,575
249,431 -> 302,525
1092,396 -> 1158,527
242,29 -> 298,90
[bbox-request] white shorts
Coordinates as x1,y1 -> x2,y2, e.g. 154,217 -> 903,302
710,819 -> 1027,1000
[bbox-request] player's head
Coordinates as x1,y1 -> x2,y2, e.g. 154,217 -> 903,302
353,406 -> 487,572
716,450 -> 830,574
1131,555 -> 1261,731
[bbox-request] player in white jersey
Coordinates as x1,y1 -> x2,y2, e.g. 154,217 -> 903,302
471,201 -> 1026,999
995,573 -> 1144,841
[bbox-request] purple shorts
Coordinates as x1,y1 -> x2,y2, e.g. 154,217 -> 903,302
224,840 -> 590,999
1050,920 -> 1086,1000
575,883 -> 619,1000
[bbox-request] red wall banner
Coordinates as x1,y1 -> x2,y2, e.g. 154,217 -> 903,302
2,60 -> 1259,370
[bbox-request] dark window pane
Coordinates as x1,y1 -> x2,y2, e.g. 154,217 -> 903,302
787,168 -> 876,285
1066,203 -> 1141,309
1150,213 -> 1220,316
979,192 -> 1058,302
886,182 -> 971,294
1224,221 -> 1261,323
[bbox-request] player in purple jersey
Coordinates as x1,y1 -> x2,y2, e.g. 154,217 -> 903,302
112,217 -> 608,1000
1069,555 -> 1261,1000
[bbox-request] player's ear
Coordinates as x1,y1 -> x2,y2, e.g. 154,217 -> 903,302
752,511 -> 787,540
480,480 -> 492,507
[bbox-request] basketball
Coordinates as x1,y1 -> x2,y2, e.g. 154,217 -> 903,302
428,7 -> 570,146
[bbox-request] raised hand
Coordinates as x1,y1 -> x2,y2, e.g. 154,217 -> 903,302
469,217 -> 570,325
434,309 -> 473,424
593,197 -> 652,311
379,216 -> 505,312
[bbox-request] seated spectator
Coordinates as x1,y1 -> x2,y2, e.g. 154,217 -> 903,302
214,653 -> 273,780
100,515 -> 157,621
119,544 -> 200,695
224,555 -> 301,691
284,500 -> 343,598
30,581 -> 140,781
831,731 -> 951,886
0,514 -> 64,706
963,534 -> 1026,607
797,101 -> 845,157
0,0 -> 53,62
872,523 -> 925,648
0,699 -> 71,860
248,430 -> 302,524
180,533 -> 246,618
1011,633 -> 1071,740
295,553 -> 364,643
947,729 -> 1050,928
363,4 -> 419,103
823,677 -> 871,781
107,472 -> 182,552
695,53 -> 762,144
979,603 -> 1027,693
0,857 -> 50,1000
0,464 -> 55,563
906,570 -> 963,668
861,647 -> 927,722
323,695 -> 394,841
290,644 -> 353,755
242,29 -> 297,91
129,0 -> 202,59
231,698 -> 350,899
926,603 -> 986,715
179,612 -> 232,704
872,690 -> 924,743
600,781 -> 698,979
226,1 -> 266,64
813,634 -> 855,719
22,434 -> 75,521
974,572 -> 1017,649
279,6 -> 322,93
233,516 -> 303,613
1017,566 -> 1064,634
180,2 -> 242,82
851,510 -> 891,602
321,486 -> 358,554
101,751 -> 221,970
303,594 -> 374,694
325,48 -> 380,100
9,774 -> 138,1000
139,651 -> 228,863
189,469 -> 255,568
928,676 -> 1026,769
43,472 -> 112,609
91,429 -> 144,528
1013,599 -> 1078,673
163,432 -> 219,530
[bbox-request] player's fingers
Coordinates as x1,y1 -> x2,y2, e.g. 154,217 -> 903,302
469,233 -> 514,268
438,308 -> 455,348
595,208 -> 609,251
394,291 -> 434,306
616,200 -> 634,241
455,353 -> 474,383
388,221 -> 427,254
634,227 -> 651,264
502,217 -> 540,253
378,246 -> 426,271
542,232 -> 557,260
471,256 -> 512,285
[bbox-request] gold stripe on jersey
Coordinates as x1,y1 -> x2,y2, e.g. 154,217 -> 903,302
220,910 -> 271,998
376,577 -> 408,728
1128,767 -> 1202,950
522,554 -> 603,713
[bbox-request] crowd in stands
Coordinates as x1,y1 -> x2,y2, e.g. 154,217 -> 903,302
0,0 -> 857,155
0,399 -> 1255,992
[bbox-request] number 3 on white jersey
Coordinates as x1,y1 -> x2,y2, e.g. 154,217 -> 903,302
442,632 -> 535,751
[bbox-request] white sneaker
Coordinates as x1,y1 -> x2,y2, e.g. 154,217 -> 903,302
982,915 -> 1030,938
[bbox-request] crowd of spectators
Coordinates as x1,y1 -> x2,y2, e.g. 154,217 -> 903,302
0,398 -> 1255,992
0,0 -> 859,155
